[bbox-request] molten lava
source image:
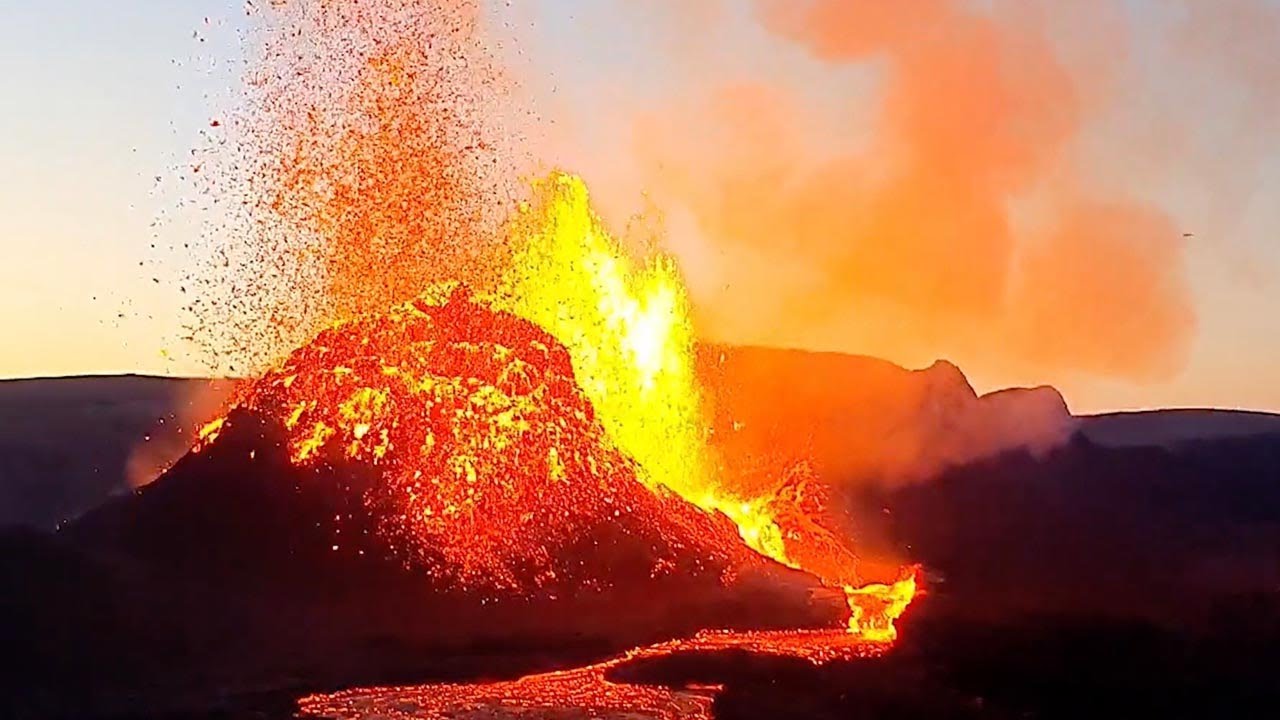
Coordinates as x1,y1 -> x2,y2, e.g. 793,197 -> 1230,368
300,629 -> 889,720
492,173 -> 917,639
200,284 -> 751,591
198,171 -> 915,637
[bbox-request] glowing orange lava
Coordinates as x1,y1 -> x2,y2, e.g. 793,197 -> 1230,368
200,284 -> 752,591
490,173 -> 917,638
197,171 -> 917,636
299,629 -> 889,720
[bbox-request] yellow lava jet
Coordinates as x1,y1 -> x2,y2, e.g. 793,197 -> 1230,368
493,172 -> 917,639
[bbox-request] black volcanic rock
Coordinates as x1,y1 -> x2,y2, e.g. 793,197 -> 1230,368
1082,407 -> 1280,448
869,432 -> 1280,624
6,361 -> 1280,717
66,409 -> 399,586
0,375 -> 232,530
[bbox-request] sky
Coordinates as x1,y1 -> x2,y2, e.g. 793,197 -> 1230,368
0,0 -> 1277,414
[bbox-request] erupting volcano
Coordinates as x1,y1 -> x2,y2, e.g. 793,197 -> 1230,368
152,2 -> 921,713
9,0 -> 1280,717
195,173 -> 917,641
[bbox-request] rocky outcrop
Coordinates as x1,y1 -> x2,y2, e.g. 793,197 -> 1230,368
697,346 -> 1077,488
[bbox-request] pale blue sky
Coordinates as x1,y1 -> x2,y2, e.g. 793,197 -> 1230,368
1,0 -> 1277,413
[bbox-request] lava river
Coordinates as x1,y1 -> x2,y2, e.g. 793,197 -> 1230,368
299,629 -> 889,720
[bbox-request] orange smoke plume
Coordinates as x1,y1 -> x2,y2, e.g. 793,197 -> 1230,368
622,0 -> 1195,386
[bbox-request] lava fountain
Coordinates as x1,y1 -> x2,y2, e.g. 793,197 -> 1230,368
492,173 -> 917,639
199,171 -> 916,639
184,7 -> 917,717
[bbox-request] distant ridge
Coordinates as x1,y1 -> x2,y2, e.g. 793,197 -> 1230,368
1080,407 -> 1280,448
0,372 -> 233,384
3,355 -> 1279,530
697,344 -> 1076,486
0,375 -> 235,529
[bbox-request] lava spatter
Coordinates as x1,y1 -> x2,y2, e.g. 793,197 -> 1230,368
183,0 -> 519,374
205,284 -> 753,592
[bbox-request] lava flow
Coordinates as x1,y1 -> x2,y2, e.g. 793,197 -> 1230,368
299,629 -> 889,720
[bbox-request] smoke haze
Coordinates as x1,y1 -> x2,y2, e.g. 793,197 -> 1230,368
503,0 -> 1280,402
